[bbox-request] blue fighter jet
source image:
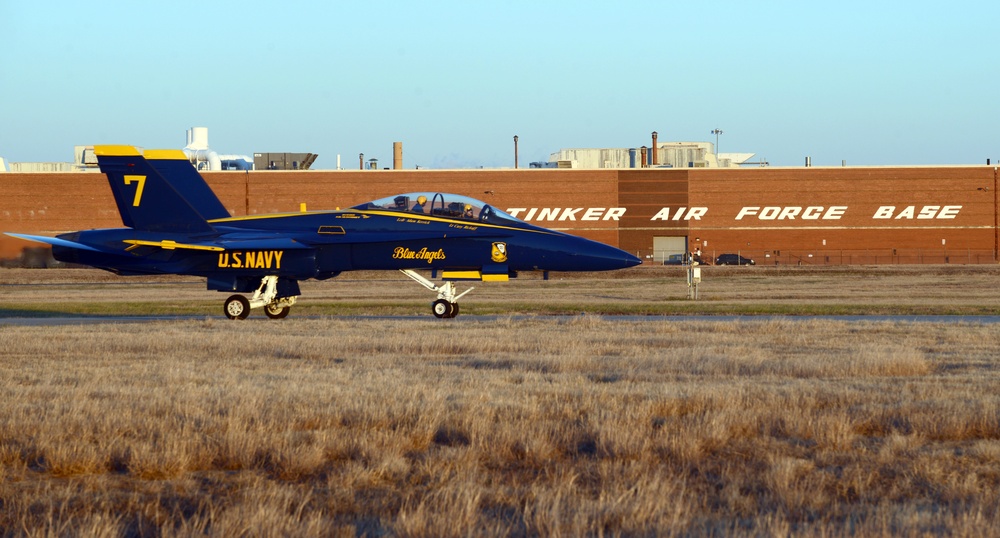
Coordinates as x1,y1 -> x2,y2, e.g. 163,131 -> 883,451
6,145 -> 642,319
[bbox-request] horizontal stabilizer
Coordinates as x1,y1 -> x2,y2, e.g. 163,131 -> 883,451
4,233 -> 102,252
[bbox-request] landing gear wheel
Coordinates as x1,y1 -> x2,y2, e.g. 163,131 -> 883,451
265,304 -> 290,319
398,270 -> 474,320
224,295 -> 251,320
432,299 -> 453,319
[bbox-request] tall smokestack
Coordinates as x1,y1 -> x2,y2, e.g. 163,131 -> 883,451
513,135 -> 519,169
359,153 -> 364,170
651,131 -> 658,165
640,146 -> 648,168
393,142 -> 402,170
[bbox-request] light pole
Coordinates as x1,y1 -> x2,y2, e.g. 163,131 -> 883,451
711,128 -> 723,157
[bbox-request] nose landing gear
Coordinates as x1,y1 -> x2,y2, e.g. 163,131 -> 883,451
432,298 -> 459,319
400,269 -> 471,318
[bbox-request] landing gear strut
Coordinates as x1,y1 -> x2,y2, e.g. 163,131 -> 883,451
223,275 -> 298,320
400,269 -> 472,318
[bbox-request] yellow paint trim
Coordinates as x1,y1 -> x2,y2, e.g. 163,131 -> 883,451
94,145 -> 141,157
358,209 -> 558,235
144,149 -> 188,160
123,239 -> 224,252
440,271 -> 508,282
209,211 -> 330,223
209,208 -> 559,236
442,271 -> 482,280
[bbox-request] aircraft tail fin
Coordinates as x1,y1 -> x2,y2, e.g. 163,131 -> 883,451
95,145 -> 223,233
144,149 -> 231,221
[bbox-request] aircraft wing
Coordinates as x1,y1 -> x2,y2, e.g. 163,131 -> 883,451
4,232 -> 103,252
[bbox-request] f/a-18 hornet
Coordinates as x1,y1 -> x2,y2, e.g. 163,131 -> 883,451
7,145 -> 642,319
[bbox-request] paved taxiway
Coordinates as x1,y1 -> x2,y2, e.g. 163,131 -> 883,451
5,314 -> 1000,327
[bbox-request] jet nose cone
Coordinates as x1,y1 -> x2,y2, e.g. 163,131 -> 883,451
579,241 -> 643,271
529,234 -> 644,272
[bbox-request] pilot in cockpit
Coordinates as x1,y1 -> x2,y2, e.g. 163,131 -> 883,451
411,195 -> 427,213
464,204 -> 474,219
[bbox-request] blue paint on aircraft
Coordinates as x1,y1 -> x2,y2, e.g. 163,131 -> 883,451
6,146 -> 641,319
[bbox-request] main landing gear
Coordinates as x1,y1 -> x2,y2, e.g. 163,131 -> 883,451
224,275 -> 298,320
221,272 -> 470,320
400,269 -> 472,318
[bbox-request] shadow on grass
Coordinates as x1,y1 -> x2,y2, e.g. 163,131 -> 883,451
0,308 -> 88,318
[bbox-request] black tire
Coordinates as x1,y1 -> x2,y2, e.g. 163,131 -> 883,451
265,304 -> 290,319
447,302 -> 460,318
224,295 -> 251,320
432,299 -> 452,318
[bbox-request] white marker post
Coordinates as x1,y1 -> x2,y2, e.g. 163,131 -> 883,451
687,260 -> 701,300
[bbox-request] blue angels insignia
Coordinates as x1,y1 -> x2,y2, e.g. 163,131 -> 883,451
491,242 -> 507,263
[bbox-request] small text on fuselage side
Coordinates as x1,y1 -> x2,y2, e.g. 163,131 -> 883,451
393,247 -> 446,263
218,251 -> 284,269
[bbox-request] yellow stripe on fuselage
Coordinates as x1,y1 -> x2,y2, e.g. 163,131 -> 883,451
209,211 -> 327,223
208,209 -> 559,235
123,239 -> 224,252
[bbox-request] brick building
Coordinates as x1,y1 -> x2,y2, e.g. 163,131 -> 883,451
3,166 -> 997,265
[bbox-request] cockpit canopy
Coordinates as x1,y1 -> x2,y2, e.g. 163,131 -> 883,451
352,192 -> 520,225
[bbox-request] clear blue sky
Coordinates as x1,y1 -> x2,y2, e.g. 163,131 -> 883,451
2,0 -> 998,168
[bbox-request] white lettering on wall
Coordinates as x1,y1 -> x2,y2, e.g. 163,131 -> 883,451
506,207 -> 627,222
872,205 -> 962,219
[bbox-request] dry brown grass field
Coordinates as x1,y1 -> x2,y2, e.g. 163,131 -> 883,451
1,266 -> 1000,536
5,264 -> 1000,317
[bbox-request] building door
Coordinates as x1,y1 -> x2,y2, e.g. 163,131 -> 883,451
653,236 -> 688,263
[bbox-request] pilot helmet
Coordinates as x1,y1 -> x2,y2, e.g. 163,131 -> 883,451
464,204 -> 472,211
417,195 -> 427,205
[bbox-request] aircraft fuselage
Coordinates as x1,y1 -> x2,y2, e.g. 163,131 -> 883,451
10,146 -> 641,318
54,206 -> 637,283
